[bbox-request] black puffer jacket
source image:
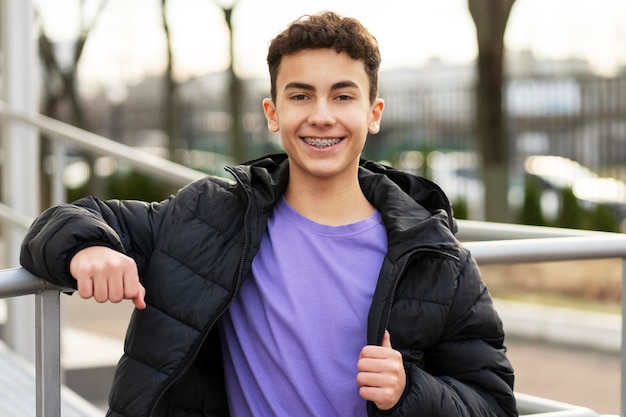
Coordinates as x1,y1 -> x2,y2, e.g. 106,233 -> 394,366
21,154 -> 517,417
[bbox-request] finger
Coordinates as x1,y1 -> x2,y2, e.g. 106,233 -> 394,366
359,331 -> 393,360
360,345 -> 393,360
122,270 -> 141,300
122,268 -> 146,309
132,284 -> 147,310
76,276 -> 94,300
92,271 -> 111,303
357,369 -> 389,387
358,354 -> 394,372
382,330 -> 392,349
107,272 -> 125,303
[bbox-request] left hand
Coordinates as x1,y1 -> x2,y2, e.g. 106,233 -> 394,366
357,330 -> 406,410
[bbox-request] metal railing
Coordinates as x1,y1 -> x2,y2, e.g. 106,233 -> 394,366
0,268 -> 70,417
515,392 -> 603,417
467,232 -> 626,417
0,100 -> 206,416
1,102 -> 625,416
0,101 -> 206,189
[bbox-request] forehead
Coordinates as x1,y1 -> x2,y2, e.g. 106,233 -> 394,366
276,49 -> 369,92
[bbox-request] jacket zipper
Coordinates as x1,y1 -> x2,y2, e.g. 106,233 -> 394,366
148,167 -> 253,417
367,246 -> 459,417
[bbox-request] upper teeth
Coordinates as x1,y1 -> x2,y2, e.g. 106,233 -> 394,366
303,138 -> 341,148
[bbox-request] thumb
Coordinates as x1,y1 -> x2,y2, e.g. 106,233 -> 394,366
382,330 -> 392,349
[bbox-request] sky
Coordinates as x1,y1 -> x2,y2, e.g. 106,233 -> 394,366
35,0 -> 626,92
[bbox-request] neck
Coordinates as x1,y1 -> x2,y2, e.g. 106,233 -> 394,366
284,171 -> 374,226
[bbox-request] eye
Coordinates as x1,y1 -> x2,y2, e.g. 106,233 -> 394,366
335,94 -> 353,102
291,94 -> 309,101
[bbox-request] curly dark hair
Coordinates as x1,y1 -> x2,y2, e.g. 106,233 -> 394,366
267,11 -> 381,103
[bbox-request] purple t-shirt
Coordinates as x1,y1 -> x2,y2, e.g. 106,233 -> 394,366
219,197 -> 387,417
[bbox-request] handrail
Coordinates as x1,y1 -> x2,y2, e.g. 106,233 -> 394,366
0,267 -> 69,298
456,219 -> 608,241
465,234 -> 626,263
0,101 -> 206,188
516,393 -> 601,417
0,268 -> 71,417
464,234 -> 626,417
0,202 -> 34,230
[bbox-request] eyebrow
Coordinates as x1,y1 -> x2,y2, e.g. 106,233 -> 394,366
284,82 -> 315,92
283,80 -> 360,92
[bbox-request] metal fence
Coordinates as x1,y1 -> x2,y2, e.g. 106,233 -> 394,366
378,74 -> 626,179
92,72 -> 626,180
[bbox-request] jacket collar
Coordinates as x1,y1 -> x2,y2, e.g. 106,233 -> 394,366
228,154 -> 458,259
226,153 -> 290,216
357,160 -> 458,260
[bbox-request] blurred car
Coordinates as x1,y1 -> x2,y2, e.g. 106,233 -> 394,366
427,151 -> 523,220
426,151 -> 626,226
525,155 -> 626,222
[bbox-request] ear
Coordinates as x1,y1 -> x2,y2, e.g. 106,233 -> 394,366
263,98 -> 280,133
368,98 -> 384,134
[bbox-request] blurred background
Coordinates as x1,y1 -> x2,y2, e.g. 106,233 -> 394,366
27,0 -> 626,231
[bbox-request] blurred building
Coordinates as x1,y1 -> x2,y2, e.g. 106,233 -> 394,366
77,49 -> 626,224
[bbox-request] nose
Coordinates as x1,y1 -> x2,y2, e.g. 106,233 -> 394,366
307,101 -> 335,126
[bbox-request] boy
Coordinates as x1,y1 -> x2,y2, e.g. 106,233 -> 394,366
21,11 -> 517,417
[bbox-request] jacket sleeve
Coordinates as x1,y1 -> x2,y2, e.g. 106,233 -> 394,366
380,249 -> 517,417
20,195 -> 171,289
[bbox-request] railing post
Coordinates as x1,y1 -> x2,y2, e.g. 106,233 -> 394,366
622,257 -> 626,417
52,141 -> 68,205
35,289 -> 62,417
1,0 -> 40,363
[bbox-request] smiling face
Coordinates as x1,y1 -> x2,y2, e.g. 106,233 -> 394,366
263,48 -> 384,187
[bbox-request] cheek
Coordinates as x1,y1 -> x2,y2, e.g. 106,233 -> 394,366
277,108 -> 305,132
348,111 -> 374,135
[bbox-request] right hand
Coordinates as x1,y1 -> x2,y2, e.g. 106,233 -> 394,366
69,246 -> 146,309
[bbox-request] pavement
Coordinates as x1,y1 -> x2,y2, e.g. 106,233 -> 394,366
495,299 -> 622,415
507,336 -> 620,415
0,339 -> 102,417
57,295 -> 623,415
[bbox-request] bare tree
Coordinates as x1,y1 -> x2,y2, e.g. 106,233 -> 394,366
36,0 -> 107,128
159,0 -> 243,162
215,0 -> 244,163
160,0 -> 181,162
35,0 -> 108,203
468,0 -> 516,222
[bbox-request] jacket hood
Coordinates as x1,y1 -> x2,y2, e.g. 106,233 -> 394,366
228,153 -> 459,260
357,159 -> 459,261
226,153 -> 290,214
358,159 -> 457,232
